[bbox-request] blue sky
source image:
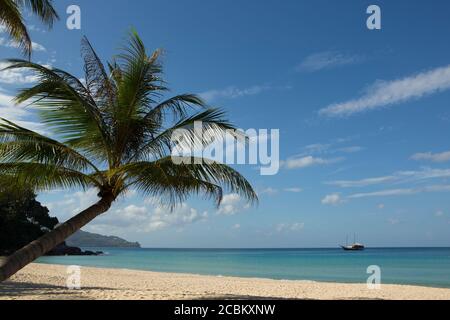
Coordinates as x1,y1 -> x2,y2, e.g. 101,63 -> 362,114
1,0 -> 450,247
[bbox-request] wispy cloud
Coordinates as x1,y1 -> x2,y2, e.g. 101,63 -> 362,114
321,193 -> 344,205
259,187 -> 278,196
294,137 -> 363,157
42,189 -> 208,234
281,138 -> 362,171
326,167 -> 450,188
326,176 -> 397,188
0,62 -> 38,84
200,85 -> 271,103
283,155 -> 343,169
348,184 -> 450,199
0,89 -> 44,133
320,64 -> 450,117
411,150 -> 450,163
0,37 -> 46,52
217,193 -> 250,216
388,218 -> 400,225
284,187 -> 303,193
28,25 -> 47,33
275,222 -> 304,233
336,146 -> 364,153
435,210 -> 444,217
296,51 -> 363,72
349,188 -> 417,198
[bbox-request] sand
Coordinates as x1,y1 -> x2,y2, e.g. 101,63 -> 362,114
0,263 -> 449,300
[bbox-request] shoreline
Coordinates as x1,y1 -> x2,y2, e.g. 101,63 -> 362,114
1,263 -> 450,300
33,261 -> 450,290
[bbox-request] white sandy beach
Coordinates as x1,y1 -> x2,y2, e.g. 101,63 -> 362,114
0,263 -> 449,300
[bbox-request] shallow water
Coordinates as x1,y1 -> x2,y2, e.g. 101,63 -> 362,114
36,247 -> 450,288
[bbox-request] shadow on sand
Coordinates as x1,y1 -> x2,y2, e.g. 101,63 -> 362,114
0,280 -> 117,300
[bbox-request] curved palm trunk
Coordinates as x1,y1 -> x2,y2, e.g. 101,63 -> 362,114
0,194 -> 115,282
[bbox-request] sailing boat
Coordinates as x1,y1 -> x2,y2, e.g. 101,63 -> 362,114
341,234 -> 365,251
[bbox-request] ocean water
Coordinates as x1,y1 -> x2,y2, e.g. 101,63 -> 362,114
36,247 -> 450,288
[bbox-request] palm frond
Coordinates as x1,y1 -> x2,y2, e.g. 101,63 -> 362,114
116,156 -> 257,208
2,59 -> 113,164
16,0 -> 59,26
145,94 -> 206,127
134,108 -> 244,161
81,36 -> 117,109
0,118 -> 102,174
0,162 -> 101,191
0,0 -> 31,57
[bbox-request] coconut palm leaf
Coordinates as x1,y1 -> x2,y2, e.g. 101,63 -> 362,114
0,0 -> 58,58
0,118 -> 102,174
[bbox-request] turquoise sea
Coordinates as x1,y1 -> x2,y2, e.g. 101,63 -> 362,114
36,247 -> 450,288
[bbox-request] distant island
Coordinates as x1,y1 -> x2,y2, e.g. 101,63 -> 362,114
66,230 -> 141,248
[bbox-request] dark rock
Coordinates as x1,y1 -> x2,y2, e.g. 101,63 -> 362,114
46,241 -> 102,256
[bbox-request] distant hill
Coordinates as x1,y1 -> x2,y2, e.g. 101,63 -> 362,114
66,230 -> 141,248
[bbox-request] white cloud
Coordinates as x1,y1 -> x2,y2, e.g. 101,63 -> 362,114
259,187 -> 278,196
217,193 -> 249,215
348,184 -> 450,199
284,155 -> 343,169
303,143 -> 331,154
423,184 -> 450,192
31,42 -> 46,52
200,85 -> 270,102
296,51 -> 362,72
388,218 -> 400,225
349,188 -> 416,199
41,188 -> 100,221
283,140 -> 360,171
411,151 -> 450,163
321,193 -> 343,205
0,23 -> 46,36
320,64 -> 450,117
435,210 -> 444,217
327,167 -> 450,188
42,189 -> 208,234
378,203 -> 385,209
326,176 -> 396,188
0,37 -> 46,51
0,62 -> 38,84
232,224 -> 241,230
275,222 -> 305,233
337,146 -> 364,153
28,25 -> 46,33
0,89 -> 44,133
0,92 -> 27,117
284,187 -> 303,193
145,204 -> 208,232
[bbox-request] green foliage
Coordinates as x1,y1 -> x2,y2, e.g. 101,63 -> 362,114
0,0 -> 59,58
0,184 -> 58,255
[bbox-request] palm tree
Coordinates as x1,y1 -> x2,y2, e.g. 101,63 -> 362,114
0,31 -> 257,282
0,0 -> 59,58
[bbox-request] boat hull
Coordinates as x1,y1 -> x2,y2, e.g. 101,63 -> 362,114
340,245 -> 365,251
